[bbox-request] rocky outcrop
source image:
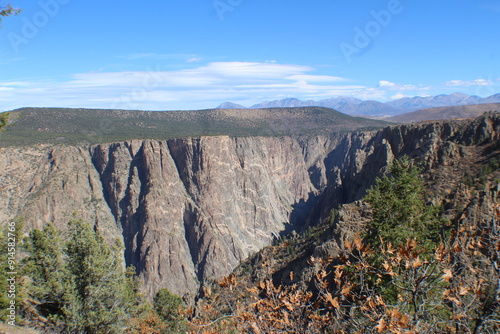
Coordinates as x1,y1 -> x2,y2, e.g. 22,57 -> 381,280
0,114 -> 498,298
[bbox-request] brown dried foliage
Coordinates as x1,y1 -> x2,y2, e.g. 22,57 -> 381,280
188,204 -> 499,333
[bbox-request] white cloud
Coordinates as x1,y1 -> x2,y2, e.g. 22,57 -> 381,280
186,57 -> 203,63
286,74 -> 346,83
378,80 -> 430,91
379,80 -> 396,88
445,79 -> 494,87
1,81 -> 33,87
391,93 -> 408,100
0,61 -> 386,110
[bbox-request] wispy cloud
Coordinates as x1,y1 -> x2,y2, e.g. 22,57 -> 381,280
2,62 -> 367,110
378,80 -> 431,91
377,81 -> 432,101
445,79 -> 494,87
186,57 -> 203,63
3,62 -> 484,111
391,93 -> 408,100
285,74 -> 346,83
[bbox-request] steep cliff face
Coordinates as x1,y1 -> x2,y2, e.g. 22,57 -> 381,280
0,136 -> 339,297
0,114 -> 498,298
312,114 -> 499,220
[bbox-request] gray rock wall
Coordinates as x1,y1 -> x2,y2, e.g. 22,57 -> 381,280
1,114 -> 498,298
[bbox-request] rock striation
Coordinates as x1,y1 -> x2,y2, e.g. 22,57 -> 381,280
0,113 -> 498,298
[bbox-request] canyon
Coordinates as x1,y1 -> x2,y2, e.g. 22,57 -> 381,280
0,112 -> 498,299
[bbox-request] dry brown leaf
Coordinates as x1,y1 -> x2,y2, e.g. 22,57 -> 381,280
412,257 -> 423,268
345,239 -> 353,251
435,243 -> 446,261
250,322 -> 262,334
383,240 -> 395,255
375,318 -> 386,333
383,261 -> 391,271
400,313 -> 410,325
387,308 -> 402,319
367,297 -> 377,309
354,234 -> 364,251
325,292 -> 340,309
341,284 -> 353,296
442,269 -> 453,282
247,287 -> 259,294
447,296 -> 462,305
282,300 -> 294,312
376,295 -> 386,306
459,286 -> 469,296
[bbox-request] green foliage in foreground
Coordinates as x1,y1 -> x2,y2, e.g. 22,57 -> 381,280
23,220 -> 138,333
153,288 -> 188,333
23,224 -> 66,320
364,156 -> 446,251
18,219 -> 189,333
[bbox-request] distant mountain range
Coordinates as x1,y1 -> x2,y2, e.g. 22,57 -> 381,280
217,93 -> 500,117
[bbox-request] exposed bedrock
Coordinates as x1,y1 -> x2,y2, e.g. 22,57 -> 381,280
0,114 -> 498,297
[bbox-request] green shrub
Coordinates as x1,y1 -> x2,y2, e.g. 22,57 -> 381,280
364,157 -> 446,252
153,288 -> 188,333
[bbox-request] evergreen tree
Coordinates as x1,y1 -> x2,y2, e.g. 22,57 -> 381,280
63,219 -> 131,334
23,219 -> 139,333
153,288 -> 187,333
362,157 -> 448,304
24,224 -> 67,320
364,156 -> 444,251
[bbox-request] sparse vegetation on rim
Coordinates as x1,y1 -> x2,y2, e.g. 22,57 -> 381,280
0,107 -> 388,147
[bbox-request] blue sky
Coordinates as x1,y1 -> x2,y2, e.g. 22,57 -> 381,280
0,0 -> 499,111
